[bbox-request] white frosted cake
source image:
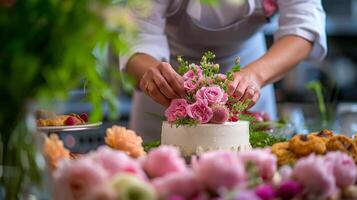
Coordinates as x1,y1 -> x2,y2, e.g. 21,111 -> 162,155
161,121 -> 251,156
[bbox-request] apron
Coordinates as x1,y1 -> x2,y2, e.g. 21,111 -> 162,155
130,0 -> 277,141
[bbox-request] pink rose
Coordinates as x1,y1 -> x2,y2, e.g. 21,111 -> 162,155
153,170 -> 202,199
210,104 -> 229,124
292,154 -> 338,198
238,148 -> 277,180
324,151 -> 357,189
183,64 -> 203,81
184,80 -> 199,93
142,145 -> 187,178
195,86 -> 228,105
165,99 -> 189,122
54,158 -> 108,200
187,99 -> 213,123
193,151 -> 247,190
89,146 -> 146,180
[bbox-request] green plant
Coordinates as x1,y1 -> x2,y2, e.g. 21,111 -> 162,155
0,0 -> 149,198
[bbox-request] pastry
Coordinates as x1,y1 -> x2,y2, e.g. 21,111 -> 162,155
314,129 -> 334,143
271,142 -> 298,166
289,134 -> 326,156
37,113 -> 87,127
326,135 -> 357,162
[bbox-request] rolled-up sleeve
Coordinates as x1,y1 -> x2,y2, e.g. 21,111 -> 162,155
275,0 -> 327,62
119,0 -> 170,70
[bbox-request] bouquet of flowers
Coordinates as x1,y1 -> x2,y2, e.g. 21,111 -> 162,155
165,52 -> 250,126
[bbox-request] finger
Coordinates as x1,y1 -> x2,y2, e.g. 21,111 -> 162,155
248,92 -> 260,109
147,81 -> 170,107
241,87 -> 255,102
153,74 -> 179,99
160,63 -> 185,97
233,82 -> 247,101
227,78 -> 239,95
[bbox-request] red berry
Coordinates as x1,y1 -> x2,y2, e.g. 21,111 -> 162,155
79,113 -> 89,122
228,116 -> 238,122
65,116 -> 76,126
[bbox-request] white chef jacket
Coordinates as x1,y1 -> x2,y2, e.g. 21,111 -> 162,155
120,0 -> 327,141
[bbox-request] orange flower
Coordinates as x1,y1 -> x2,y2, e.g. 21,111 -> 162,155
43,134 -> 70,170
105,125 -> 146,158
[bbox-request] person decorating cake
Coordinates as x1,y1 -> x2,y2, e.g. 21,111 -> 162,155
120,0 -> 327,141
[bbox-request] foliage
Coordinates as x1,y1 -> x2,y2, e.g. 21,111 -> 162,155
172,117 -> 199,128
0,0 -> 148,198
143,140 -> 161,152
250,131 -> 287,148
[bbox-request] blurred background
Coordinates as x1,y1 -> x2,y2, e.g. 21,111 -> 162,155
40,0 -> 357,153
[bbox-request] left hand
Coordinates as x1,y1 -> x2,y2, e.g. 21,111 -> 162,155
227,68 -> 263,107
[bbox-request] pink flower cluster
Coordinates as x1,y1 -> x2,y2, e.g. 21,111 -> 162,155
165,64 -> 230,124
52,145 -> 357,200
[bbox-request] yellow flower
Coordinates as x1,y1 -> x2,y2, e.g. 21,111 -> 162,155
43,134 -> 70,170
105,125 -> 146,158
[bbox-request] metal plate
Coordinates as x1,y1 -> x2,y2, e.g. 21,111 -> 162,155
37,122 -> 102,133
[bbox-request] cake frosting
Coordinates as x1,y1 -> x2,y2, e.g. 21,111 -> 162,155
161,121 -> 251,157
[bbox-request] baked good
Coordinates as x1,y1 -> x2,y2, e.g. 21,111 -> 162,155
271,142 -> 298,166
37,113 -> 87,127
289,134 -> 326,156
326,135 -> 357,162
314,129 -> 334,143
161,121 -> 251,157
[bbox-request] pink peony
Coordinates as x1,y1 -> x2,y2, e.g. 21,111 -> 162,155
183,64 -> 203,81
184,80 -> 199,93
187,99 -> 213,123
238,148 -> 277,180
165,99 -> 189,122
279,165 -> 293,182
89,146 -> 146,180
53,158 -> 108,200
210,104 -> 229,124
292,154 -> 338,198
142,145 -> 187,178
195,86 -> 228,105
153,170 -> 202,198
254,184 -> 275,200
193,151 -> 246,190
324,151 -> 357,189
275,180 -> 302,199
234,190 -> 261,200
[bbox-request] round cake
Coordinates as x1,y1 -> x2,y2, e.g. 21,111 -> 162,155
161,121 -> 251,156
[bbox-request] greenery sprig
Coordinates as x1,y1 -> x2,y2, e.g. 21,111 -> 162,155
172,117 -> 199,128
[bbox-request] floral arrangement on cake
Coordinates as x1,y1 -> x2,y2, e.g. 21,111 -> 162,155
165,52 -> 251,126
46,126 -> 357,200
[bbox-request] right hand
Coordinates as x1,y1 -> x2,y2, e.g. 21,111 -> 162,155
139,62 -> 185,107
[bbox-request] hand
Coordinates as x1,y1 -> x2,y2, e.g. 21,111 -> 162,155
139,62 -> 185,107
227,68 -> 262,107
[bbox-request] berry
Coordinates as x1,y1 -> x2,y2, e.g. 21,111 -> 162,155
79,113 -> 89,122
65,116 -> 76,126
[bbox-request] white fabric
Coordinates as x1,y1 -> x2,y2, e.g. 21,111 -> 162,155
120,0 -> 327,70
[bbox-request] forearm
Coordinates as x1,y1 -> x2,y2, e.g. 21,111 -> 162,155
126,53 -> 161,83
243,35 -> 313,87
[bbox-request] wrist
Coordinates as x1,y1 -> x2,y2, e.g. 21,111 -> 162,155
240,64 -> 266,87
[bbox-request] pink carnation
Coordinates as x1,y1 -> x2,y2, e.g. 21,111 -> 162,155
165,99 -> 189,122
193,151 -> 246,190
142,145 -> 187,178
215,73 -> 227,81
184,80 -> 199,93
187,99 -> 213,123
324,151 -> 357,189
238,148 -> 277,180
53,158 -> 108,200
195,86 -> 228,105
210,104 -> 229,124
153,170 -> 202,199
89,146 -> 146,180
183,64 -> 203,81
292,154 -> 338,198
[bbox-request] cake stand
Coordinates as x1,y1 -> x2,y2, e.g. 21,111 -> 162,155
37,122 -> 103,133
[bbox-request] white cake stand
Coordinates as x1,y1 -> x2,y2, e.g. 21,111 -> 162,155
37,122 -> 102,133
